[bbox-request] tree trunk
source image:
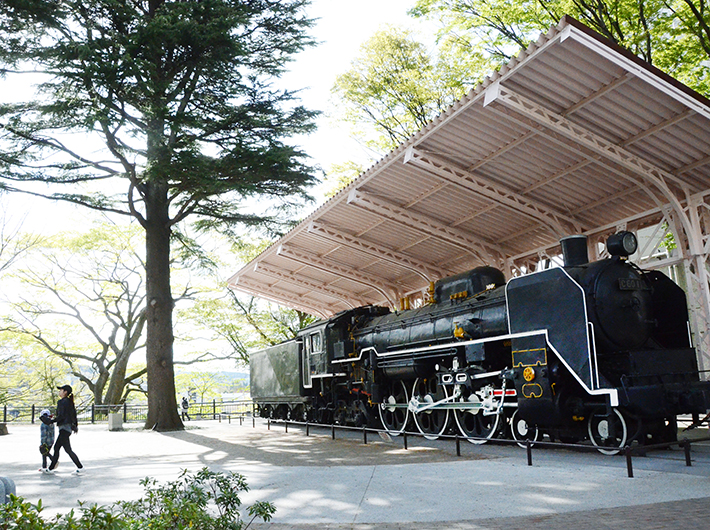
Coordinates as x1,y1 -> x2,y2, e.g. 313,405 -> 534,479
143,180 -> 183,431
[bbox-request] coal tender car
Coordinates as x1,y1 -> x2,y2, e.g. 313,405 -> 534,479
250,232 -> 710,453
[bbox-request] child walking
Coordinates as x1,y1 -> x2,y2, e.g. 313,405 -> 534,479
38,409 -> 54,472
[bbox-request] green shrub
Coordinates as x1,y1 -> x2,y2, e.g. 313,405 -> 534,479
0,468 -> 275,530
0,497 -> 124,530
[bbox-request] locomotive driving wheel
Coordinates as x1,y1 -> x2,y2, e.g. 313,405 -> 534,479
510,409 -> 540,447
452,384 -> 502,444
587,407 -> 628,455
378,380 -> 410,436
411,378 -> 450,440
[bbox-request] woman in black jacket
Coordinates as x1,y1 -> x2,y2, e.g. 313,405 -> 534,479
47,384 -> 83,474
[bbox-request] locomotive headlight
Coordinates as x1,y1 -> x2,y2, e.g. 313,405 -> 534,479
523,366 -> 535,382
607,231 -> 638,257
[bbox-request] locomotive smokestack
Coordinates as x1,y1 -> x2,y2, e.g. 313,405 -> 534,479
560,235 -> 588,267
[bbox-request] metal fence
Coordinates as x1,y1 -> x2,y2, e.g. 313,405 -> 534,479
1,400 -> 253,425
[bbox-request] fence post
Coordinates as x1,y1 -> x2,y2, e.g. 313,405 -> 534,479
285,421 -> 288,433
331,424 -> 335,440
123,402 -> 127,422
526,439 -> 533,466
213,399 -> 216,420
625,446 -> 634,478
363,426 -> 367,445
306,422 -> 310,436
684,440 -> 692,467
403,432 -> 408,450
31,404 -> 36,424
91,404 -> 95,424
456,435 -> 461,457
3,405 -> 6,423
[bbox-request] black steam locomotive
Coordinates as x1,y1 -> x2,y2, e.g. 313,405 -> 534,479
250,232 -> 710,453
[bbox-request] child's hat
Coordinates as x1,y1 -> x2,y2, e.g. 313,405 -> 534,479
40,409 -> 51,417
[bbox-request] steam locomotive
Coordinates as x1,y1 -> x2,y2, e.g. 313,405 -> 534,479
250,232 -> 710,453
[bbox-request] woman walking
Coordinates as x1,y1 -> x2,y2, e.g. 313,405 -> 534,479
47,384 -> 84,474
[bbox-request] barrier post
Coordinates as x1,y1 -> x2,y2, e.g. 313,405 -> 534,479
306,422 -> 310,436
526,439 -> 533,466
456,435 -> 461,456
363,426 -> 368,445
332,424 -> 336,440
403,432 -> 408,450
268,419 -> 271,430
625,446 -> 634,478
285,421 -> 289,433
684,440 -> 692,466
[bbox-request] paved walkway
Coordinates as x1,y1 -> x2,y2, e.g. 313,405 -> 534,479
2,419 -> 710,528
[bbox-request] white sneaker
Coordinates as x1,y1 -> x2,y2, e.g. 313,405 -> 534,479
74,468 -> 84,474
42,468 -> 54,474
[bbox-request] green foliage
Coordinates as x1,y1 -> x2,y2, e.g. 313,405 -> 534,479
322,161 -> 364,198
410,0 -> 710,96
0,496 -> 124,530
332,26 -> 470,154
175,370 -> 227,402
116,468 -> 275,530
182,289 -> 316,365
0,468 -> 275,530
2,221 -> 150,406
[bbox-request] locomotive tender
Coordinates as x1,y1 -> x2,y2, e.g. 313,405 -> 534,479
250,232 -> 710,453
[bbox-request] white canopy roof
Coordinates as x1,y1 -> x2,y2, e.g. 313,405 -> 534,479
228,16 -> 710,319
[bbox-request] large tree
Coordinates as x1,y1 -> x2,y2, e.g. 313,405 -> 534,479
3,223 -> 153,406
0,1 -> 318,430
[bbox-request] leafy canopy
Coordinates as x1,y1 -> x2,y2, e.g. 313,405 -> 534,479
410,0 -> 710,96
0,0 -> 318,231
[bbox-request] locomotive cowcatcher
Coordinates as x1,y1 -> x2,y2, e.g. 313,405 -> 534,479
250,232 -> 710,453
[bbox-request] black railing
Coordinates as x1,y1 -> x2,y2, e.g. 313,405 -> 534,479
259,417 -> 710,478
1,400 -> 253,424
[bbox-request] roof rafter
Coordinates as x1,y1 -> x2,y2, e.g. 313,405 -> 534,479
307,221 -> 451,281
276,244 -> 401,305
484,81 -> 698,242
347,188 -> 504,265
230,277 -> 330,318
253,262 -> 365,309
404,146 -> 584,236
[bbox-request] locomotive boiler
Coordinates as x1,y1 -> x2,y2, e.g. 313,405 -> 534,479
250,232 -> 710,453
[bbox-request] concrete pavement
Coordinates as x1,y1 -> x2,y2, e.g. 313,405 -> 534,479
2,419 -> 710,528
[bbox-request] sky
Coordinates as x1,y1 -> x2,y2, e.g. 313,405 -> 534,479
3,0 -> 430,232
282,0 -> 430,188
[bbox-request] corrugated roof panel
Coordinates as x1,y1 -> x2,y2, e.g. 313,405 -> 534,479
227,17 -> 710,315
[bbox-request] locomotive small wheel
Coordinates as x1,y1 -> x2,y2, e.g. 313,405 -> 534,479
453,387 -> 501,444
587,408 -> 628,455
378,380 -> 410,436
412,378 -> 450,440
510,409 -> 540,448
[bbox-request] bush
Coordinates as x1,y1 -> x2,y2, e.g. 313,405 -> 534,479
0,498 -> 123,530
0,468 -> 275,530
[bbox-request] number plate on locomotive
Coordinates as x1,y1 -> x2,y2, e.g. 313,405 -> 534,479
618,278 -> 647,290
